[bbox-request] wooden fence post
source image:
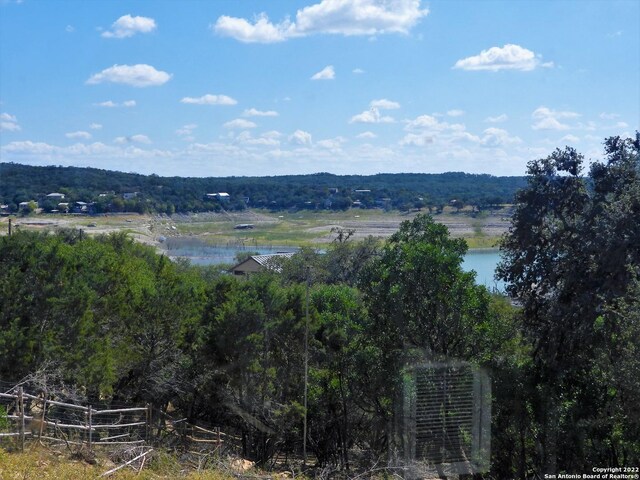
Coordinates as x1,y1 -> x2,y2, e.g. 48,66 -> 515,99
17,387 -> 25,451
88,405 -> 92,451
145,404 -> 151,443
39,390 -> 47,440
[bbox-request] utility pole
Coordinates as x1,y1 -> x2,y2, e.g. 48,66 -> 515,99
303,266 -> 310,466
8,218 -> 11,236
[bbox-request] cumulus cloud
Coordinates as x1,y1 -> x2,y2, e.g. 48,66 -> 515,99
87,64 -> 171,87
480,128 -> 521,147
114,134 -> 151,144
94,100 -> 136,108
370,98 -> 400,109
89,123 -> 102,130
560,134 -> 580,143
352,68 -> 365,74
317,136 -> 346,149
289,129 -> 312,146
213,0 -> 429,43
357,131 -> 377,139
102,14 -> 157,39
447,109 -> 465,117
234,131 -> 281,147
599,112 -> 619,120
2,141 -> 57,154
350,107 -> 395,124
532,106 -> 580,130
0,112 -> 21,132
311,65 -> 335,80
66,131 -> 92,140
243,108 -> 278,117
180,94 -> 237,105
454,44 -> 553,71
176,124 -> 197,138
485,114 -> 508,123
400,114 -> 470,146
224,119 -> 257,129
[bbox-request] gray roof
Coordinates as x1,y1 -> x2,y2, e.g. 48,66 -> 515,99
252,252 -> 295,266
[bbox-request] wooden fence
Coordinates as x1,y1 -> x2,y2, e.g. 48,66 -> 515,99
0,385 -> 238,455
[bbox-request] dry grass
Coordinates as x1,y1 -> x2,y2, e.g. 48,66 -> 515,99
0,445 -> 233,480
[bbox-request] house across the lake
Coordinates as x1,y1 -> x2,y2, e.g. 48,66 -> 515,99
230,252 -> 295,276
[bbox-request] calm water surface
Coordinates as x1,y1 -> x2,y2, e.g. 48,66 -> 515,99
164,238 -> 503,290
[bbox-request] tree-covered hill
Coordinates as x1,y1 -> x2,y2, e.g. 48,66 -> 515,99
0,162 -> 526,214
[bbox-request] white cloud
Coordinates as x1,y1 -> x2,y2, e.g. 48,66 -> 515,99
102,14 -> 157,39
65,131 -> 92,140
400,114 -> 471,147
243,108 -> 279,117
95,101 -> 117,108
3,141 -> 57,154
480,128 -> 521,147
352,68 -> 365,74
370,98 -> 400,110
262,130 -> 282,139
234,131 -> 281,147
66,25 -> 75,33
289,129 -> 312,146
454,44 -> 553,72
350,107 -> 395,124
87,64 -> 171,87
213,13 -> 290,44
560,134 -> 580,143
317,136 -> 346,149
447,109 -> 465,117
531,106 -> 580,130
213,0 -> 429,43
357,131 -> 377,139
180,94 -> 237,105
89,123 -> 102,130
94,100 -> 136,108
224,119 -> 257,129
114,134 -> 151,144
176,124 -> 197,137
131,134 -> 151,144
599,112 -> 619,120
311,65 -> 335,80
405,114 -> 464,132
0,112 -> 20,131
485,114 -> 508,123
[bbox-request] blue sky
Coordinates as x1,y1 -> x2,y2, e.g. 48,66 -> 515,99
1,0 -> 638,177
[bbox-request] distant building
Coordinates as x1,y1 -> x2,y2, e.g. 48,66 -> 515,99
206,192 -> 230,202
123,192 -> 139,200
46,192 -> 65,200
230,252 -> 295,276
73,201 -> 87,213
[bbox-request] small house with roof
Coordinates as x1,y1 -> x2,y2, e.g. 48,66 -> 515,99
230,252 -> 295,276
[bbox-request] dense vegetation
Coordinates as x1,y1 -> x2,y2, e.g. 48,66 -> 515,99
0,162 -> 526,214
1,135 -> 638,477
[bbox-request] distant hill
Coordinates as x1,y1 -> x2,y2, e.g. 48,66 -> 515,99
0,162 -> 527,214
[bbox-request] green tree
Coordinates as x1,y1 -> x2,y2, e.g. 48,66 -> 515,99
497,135 -> 640,473
356,214 -> 493,456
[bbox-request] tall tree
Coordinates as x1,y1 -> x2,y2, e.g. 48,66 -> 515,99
497,134 -> 640,472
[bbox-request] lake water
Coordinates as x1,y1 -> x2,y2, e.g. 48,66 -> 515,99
462,249 -> 504,291
164,238 -> 503,290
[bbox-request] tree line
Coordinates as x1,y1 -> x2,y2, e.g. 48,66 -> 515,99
0,163 -> 525,214
0,135 -> 638,477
